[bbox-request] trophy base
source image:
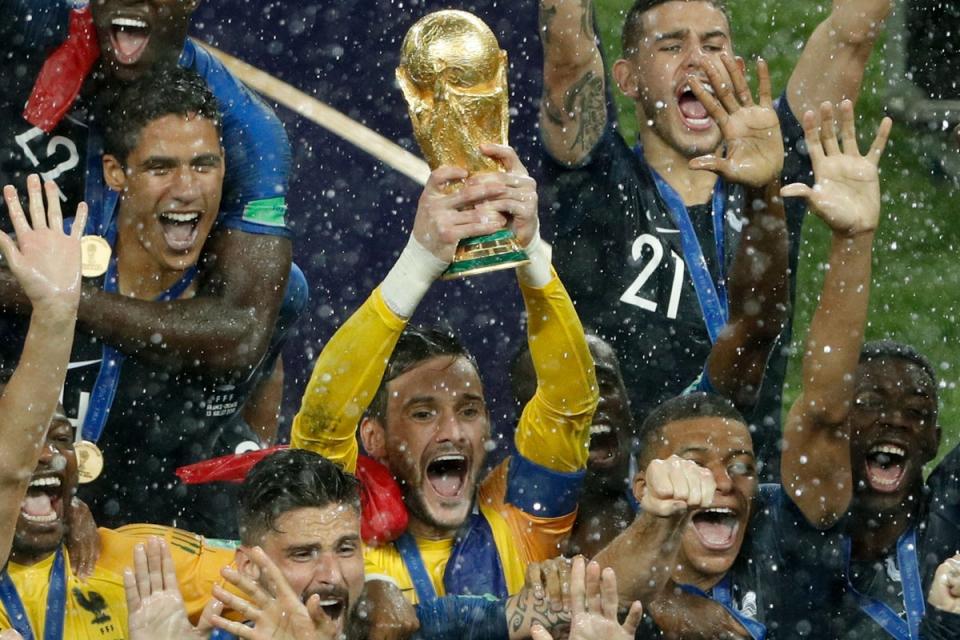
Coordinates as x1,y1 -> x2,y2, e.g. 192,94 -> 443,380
441,229 -> 530,280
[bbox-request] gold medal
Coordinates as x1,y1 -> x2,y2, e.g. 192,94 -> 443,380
80,236 -> 111,278
75,440 -> 104,484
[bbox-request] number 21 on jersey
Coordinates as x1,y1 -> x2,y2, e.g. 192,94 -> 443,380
619,233 -> 685,320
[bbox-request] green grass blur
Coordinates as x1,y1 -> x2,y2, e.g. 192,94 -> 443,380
593,0 -> 960,464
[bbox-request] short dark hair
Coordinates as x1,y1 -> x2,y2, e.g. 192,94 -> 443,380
860,340 -> 939,409
635,392 -> 745,466
101,65 -> 221,164
621,0 -> 730,57
367,327 -> 481,422
237,449 -> 360,546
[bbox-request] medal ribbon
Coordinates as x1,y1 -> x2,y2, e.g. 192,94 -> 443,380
633,144 -> 729,343
395,513 -> 507,603
78,162 -> 197,443
679,575 -> 767,640
842,527 -> 925,640
0,548 -> 67,640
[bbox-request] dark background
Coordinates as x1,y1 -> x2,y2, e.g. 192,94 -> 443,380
191,1 -> 549,452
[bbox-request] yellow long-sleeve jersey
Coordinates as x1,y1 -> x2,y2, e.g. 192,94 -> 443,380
0,525 -> 234,638
291,273 -> 598,603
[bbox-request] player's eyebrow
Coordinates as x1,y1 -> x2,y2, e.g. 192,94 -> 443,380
700,30 -> 728,40
655,29 -> 688,42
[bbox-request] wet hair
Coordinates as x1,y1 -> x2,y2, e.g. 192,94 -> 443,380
860,340 -> 939,408
366,326 -> 481,423
101,65 -> 221,164
237,449 -> 360,546
621,0 -> 730,57
635,392 -> 745,466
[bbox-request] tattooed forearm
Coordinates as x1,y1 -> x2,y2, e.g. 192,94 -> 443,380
565,70 -> 605,151
506,593 -> 571,640
539,3 -> 558,44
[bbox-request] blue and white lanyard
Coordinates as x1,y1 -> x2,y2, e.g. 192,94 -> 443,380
679,574 -> 767,640
0,548 -> 67,640
395,532 -> 439,603
78,135 -> 197,443
634,144 -> 730,343
842,527 -> 925,640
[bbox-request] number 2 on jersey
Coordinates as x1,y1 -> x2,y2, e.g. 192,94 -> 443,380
619,233 -> 685,319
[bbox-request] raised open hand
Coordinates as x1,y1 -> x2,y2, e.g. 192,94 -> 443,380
530,557 -> 643,640
688,55 -> 784,189
781,101 -> 892,236
124,537 -> 221,640
211,547 -> 340,640
0,175 -> 87,314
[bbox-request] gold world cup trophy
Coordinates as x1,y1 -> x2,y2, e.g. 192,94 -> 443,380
397,10 -> 529,279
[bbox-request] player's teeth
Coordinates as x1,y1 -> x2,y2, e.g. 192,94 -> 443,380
317,599 -> 339,606
112,18 -> 148,28
22,512 -> 58,523
162,212 -> 199,222
434,455 -> 464,462
870,444 -> 906,457
590,425 -> 612,435
29,477 -> 60,489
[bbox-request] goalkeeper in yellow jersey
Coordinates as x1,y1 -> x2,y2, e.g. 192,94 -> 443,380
291,143 -> 598,604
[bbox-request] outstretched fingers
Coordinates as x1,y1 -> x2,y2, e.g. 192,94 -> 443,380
701,56 -> 739,115
819,102 -> 841,156
866,117 -> 893,167
722,54 -> 753,107
756,58 -> 773,108
2,185 -> 29,238
688,75 -> 728,128
801,110 -> 825,165
25,174 -> 47,231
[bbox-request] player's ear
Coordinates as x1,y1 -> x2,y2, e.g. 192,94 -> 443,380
102,155 -> 126,193
234,546 -> 261,581
613,59 -> 640,100
360,417 -> 387,461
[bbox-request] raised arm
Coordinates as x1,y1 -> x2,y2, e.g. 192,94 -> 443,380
537,0 -> 607,166
685,56 -> 790,409
291,160 -> 513,471
0,176 -> 84,566
780,101 -> 892,528
787,0 -> 892,119
593,456 -> 715,606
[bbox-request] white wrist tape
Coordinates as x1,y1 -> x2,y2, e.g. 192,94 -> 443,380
516,232 -> 553,288
380,236 -> 448,318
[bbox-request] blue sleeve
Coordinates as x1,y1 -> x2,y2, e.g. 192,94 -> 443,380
180,39 -> 293,238
0,0 -> 68,52
414,596 -> 507,640
505,454 -> 584,518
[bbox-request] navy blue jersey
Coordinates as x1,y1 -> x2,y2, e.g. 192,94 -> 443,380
0,1 -> 292,237
542,96 -> 812,480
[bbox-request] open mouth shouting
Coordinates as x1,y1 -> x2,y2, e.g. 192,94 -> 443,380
425,453 -> 469,500
158,211 -> 203,253
21,474 -> 65,528
676,81 -> 716,131
588,420 -> 620,469
110,15 -> 151,66
690,506 -> 740,552
864,442 -> 909,493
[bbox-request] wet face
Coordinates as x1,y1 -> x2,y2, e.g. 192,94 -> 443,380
245,505 -> 364,639
13,413 -> 78,561
648,416 -> 756,587
379,355 -> 490,535
91,0 -> 199,82
585,336 -> 633,494
848,357 -> 940,516
108,113 -> 223,275
621,1 -> 733,157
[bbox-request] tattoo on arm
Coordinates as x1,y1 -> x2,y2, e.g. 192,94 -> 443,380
539,3 -> 558,44
508,595 -> 570,636
566,70 -> 605,151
